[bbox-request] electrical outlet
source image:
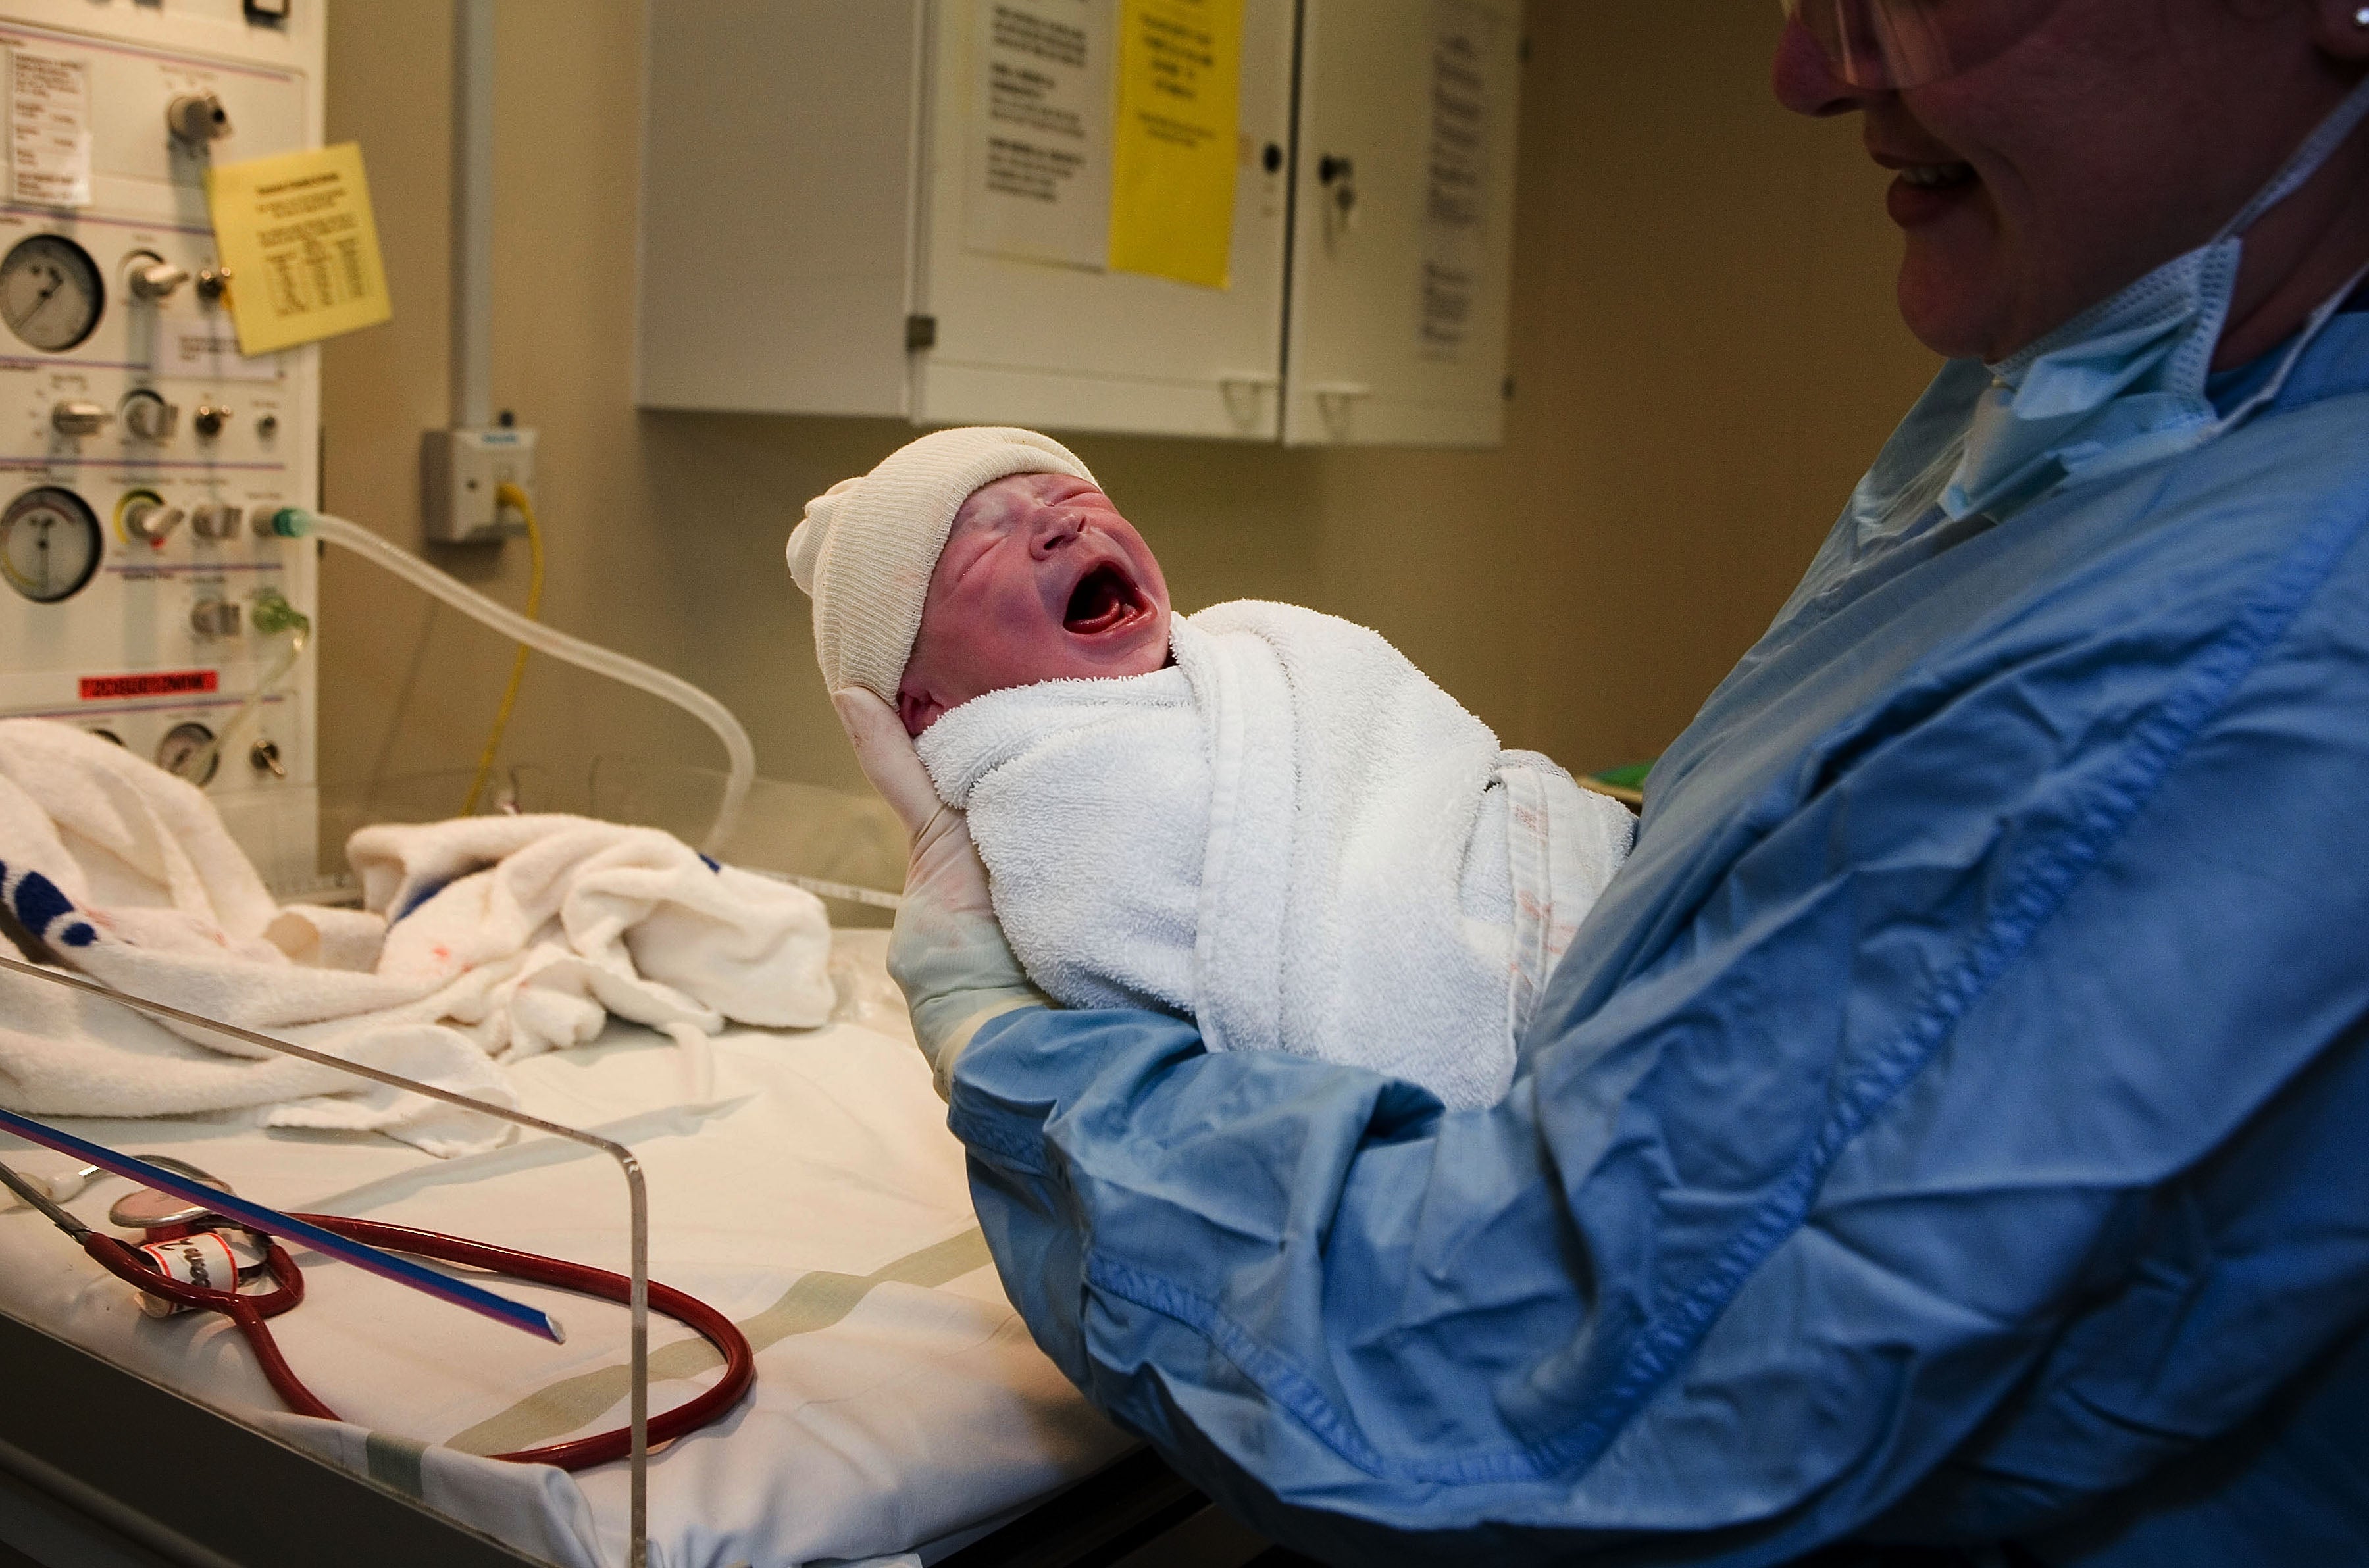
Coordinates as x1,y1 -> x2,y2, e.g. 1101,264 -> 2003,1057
421,426 -> 536,544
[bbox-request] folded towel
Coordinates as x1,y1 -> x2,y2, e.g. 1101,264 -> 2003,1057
919,602 -> 1634,1109
0,720 -> 833,1153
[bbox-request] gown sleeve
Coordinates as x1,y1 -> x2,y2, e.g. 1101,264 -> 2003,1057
946,479 -> 2369,1564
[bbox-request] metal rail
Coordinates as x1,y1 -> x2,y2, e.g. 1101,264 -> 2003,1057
0,952 -> 653,1568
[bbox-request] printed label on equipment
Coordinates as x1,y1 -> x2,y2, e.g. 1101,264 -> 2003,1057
9,49 -> 92,210
173,328 -> 284,383
80,669 -> 218,701
204,142 -> 394,355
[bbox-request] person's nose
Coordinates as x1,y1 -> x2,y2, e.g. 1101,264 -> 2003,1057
1029,509 -> 1081,560
1772,16 -> 1882,118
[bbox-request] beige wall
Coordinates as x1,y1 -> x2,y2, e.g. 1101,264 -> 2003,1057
318,1 -> 1939,813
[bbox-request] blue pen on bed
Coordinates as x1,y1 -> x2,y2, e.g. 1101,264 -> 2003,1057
0,1106 -> 567,1344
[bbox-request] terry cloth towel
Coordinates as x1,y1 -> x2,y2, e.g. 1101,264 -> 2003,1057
0,721 -> 834,1155
918,601 -> 1635,1109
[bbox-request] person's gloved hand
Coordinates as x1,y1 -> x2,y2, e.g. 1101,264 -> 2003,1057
833,689 -> 1048,1096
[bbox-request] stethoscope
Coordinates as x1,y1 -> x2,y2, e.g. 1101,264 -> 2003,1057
0,1148 -> 755,1471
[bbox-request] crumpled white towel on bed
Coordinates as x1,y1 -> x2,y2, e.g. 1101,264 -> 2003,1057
0,720 -> 834,1154
919,601 -> 1635,1109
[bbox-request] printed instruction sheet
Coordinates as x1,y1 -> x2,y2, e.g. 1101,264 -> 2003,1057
1107,0 -> 1242,289
965,0 -> 1114,270
1418,0 -> 1498,359
204,141 -> 393,355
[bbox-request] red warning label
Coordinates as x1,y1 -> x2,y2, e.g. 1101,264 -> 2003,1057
78,670 -> 219,701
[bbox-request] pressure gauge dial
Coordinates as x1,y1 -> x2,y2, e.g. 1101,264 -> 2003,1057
156,721 -> 219,785
0,234 -> 103,353
0,485 -> 103,603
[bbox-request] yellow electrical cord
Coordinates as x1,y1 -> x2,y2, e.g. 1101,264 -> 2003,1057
461,481 -> 545,815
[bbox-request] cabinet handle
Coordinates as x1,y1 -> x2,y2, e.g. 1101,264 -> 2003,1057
1316,155 -> 1357,234
1308,382 -> 1372,400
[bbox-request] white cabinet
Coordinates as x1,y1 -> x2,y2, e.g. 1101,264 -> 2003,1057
636,0 -> 1520,448
1285,0 -> 1523,447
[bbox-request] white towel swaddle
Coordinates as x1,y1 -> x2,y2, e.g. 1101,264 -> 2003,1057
918,601 -> 1633,1109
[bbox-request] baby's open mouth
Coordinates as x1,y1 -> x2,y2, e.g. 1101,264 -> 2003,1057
1063,563 -> 1148,636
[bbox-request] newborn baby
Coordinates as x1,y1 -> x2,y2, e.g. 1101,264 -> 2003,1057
788,427 -> 1633,1109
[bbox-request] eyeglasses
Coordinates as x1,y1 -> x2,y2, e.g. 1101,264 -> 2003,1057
1780,0 -> 2064,89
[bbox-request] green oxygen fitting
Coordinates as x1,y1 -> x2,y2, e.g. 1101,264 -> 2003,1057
264,506 -> 313,539
249,586 -> 310,638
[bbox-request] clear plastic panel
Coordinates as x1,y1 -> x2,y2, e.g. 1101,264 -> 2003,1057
0,951 -> 661,1568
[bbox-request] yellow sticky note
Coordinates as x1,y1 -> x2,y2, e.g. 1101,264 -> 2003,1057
202,142 -> 393,355
1108,0 -> 1244,290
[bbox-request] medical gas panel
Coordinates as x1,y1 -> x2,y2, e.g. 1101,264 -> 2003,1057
0,0 -> 323,892
635,0 -> 1521,449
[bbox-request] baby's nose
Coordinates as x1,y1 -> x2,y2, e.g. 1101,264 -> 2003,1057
1029,512 -> 1081,558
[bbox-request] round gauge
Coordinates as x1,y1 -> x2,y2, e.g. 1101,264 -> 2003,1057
0,485 -> 103,603
156,721 -> 219,785
0,233 -> 103,353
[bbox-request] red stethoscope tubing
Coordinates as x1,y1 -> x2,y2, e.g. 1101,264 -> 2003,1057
79,1215 -> 755,1471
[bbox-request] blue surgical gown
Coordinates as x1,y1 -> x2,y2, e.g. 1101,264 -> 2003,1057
946,309 -> 2369,1565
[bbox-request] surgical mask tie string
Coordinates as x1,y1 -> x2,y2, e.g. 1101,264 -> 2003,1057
1938,72 -> 2369,523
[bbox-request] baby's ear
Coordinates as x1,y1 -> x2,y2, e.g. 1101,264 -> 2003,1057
896,686 -> 946,737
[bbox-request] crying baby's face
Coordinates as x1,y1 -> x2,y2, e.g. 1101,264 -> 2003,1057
895,472 -> 1173,736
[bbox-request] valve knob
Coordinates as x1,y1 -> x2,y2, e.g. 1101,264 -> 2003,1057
124,500 -> 185,544
122,391 -> 179,442
190,504 -> 247,541
190,599 -> 243,638
166,93 -> 232,146
124,253 -> 189,301
51,400 -> 111,437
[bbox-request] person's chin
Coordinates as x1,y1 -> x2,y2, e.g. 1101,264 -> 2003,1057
1896,232 -> 2012,362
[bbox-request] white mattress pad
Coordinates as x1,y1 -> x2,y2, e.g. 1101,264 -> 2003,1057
0,930 -> 1129,1567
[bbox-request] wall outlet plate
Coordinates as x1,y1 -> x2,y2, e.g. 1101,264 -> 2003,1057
421,426 -> 536,544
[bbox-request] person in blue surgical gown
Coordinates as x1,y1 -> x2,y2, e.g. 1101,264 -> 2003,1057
830,1 -> 2369,1561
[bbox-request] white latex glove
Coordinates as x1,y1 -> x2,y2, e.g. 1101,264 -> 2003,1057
834,689 -> 1048,1096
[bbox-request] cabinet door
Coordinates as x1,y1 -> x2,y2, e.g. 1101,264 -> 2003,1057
636,1 -> 925,417
911,0 -> 1296,440
1283,0 -> 1522,447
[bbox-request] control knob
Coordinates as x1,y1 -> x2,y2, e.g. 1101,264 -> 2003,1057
192,403 -> 231,439
124,498 -> 186,544
49,401 -> 111,437
189,598 -> 242,639
121,390 -> 179,442
166,93 -> 232,146
124,252 -> 189,302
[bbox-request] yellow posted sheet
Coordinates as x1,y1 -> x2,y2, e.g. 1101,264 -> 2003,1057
1107,0 -> 1243,289
203,142 -> 393,355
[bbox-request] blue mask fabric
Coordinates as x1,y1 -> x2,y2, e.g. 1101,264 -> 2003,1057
1833,71 -> 2369,556
1938,72 -> 2369,523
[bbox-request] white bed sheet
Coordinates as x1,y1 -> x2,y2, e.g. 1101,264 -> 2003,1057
0,930 -> 1131,1568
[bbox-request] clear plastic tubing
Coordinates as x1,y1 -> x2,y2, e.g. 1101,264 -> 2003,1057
272,508 -> 753,851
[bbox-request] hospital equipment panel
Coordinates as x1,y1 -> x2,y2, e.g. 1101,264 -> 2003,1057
0,0 -> 324,894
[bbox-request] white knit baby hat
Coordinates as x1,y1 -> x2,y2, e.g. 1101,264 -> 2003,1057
787,427 -> 1097,699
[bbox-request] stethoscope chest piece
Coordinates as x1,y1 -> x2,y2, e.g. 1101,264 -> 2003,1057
105,1155 -> 233,1234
